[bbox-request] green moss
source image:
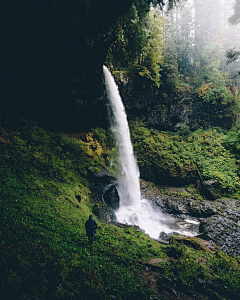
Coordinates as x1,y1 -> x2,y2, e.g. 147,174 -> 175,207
1,120 -> 240,299
158,236 -> 240,295
0,121 -> 162,299
129,121 -> 240,198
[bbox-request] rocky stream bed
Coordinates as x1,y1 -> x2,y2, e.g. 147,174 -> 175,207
140,180 -> 240,258
90,171 -> 240,258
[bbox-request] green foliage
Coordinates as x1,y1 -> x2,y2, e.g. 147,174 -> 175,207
106,1 -> 179,70
223,125 -> 240,159
92,127 -> 115,149
164,1 -> 195,79
208,253 -> 240,292
0,121 -> 158,299
1,120 -> 240,299
195,43 -> 234,106
91,127 -> 119,175
196,68 -> 234,106
136,8 -> 165,88
105,4 -> 149,69
158,236 -> 240,294
176,125 -> 191,137
160,40 -> 180,88
189,129 -> 240,193
129,121 -> 240,197
104,0 -> 240,127
106,6 -> 165,88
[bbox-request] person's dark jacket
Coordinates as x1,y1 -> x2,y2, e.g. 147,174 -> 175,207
85,215 -> 97,236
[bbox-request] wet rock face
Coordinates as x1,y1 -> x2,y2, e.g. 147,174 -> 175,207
102,184 -> 120,210
199,200 -> 240,257
167,199 -> 240,258
161,198 -> 240,257
89,169 -> 117,184
113,72 -> 233,131
154,196 -> 218,218
141,181 -> 217,218
111,72 -> 200,131
202,180 -> 222,200
89,170 -> 118,222
141,180 -> 240,257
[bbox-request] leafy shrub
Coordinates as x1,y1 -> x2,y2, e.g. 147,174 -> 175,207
129,121 -> 240,196
223,125 -> 240,159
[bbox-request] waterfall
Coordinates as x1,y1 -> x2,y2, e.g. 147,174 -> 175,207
103,65 -> 141,206
103,65 -> 199,239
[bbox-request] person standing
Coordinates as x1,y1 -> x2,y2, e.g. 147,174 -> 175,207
85,215 -> 97,245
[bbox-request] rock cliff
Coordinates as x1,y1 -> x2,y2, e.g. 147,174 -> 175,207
113,71 -> 233,131
0,0 -> 134,130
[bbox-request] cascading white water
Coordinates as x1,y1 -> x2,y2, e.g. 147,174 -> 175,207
103,65 -> 199,239
103,65 -> 141,206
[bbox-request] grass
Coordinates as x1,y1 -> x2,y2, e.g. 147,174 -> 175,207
0,119 -> 240,299
0,182 -> 165,299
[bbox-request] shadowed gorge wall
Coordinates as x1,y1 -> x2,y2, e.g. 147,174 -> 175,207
2,1 -> 233,132
113,71 -> 234,131
0,0 -> 134,130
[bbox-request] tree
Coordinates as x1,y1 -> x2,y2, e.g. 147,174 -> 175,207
196,67 -> 233,105
0,0 -> 180,129
229,0 -> 240,24
164,0 -> 195,78
137,7 -> 165,87
106,5 -> 166,87
226,0 -> 240,81
196,43 -> 234,104
105,3 -> 149,69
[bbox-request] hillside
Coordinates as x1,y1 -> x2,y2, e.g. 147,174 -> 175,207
1,120 -> 240,300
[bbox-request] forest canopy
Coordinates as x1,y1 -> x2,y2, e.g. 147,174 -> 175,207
105,0 -> 240,129
0,0 -> 240,130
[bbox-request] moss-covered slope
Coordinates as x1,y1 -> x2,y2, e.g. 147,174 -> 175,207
1,121 -> 240,299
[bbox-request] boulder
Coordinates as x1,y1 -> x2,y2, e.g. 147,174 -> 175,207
109,221 -> 143,232
93,203 -> 117,223
102,184 -> 120,210
199,212 -> 240,257
152,195 -> 217,218
159,231 -> 178,241
202,179 -> 222,200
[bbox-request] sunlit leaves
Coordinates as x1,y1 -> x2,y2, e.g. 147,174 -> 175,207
81,132 -> 103,157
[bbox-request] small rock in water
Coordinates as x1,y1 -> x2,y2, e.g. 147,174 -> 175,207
159,232 -> 169,241
159,231 -> 178,241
